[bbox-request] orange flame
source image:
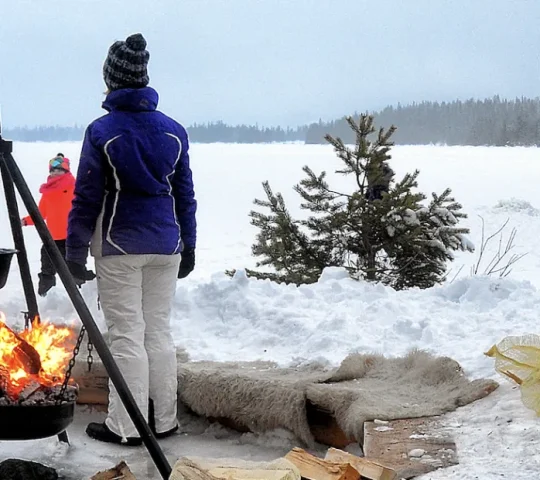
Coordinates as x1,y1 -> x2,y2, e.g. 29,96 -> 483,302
0,312 -> 76,397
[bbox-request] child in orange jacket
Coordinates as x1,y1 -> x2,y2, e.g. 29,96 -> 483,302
22,154 -> 77,296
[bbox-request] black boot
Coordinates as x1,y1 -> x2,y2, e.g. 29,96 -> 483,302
85,422 -> 142,446
149,399 -> 178,439
154,425 -> 178,439
37,273 -> 56,297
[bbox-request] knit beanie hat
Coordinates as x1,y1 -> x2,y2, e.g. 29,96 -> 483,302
49,155 -> 70,173
103,33 -> 150,91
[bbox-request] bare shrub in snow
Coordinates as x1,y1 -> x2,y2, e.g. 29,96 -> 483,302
471,217 -> 527,278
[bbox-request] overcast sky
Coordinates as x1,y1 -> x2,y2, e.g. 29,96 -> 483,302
1,0 -> 538,128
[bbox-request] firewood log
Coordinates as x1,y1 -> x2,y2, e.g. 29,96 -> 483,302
0,322 -> 41,374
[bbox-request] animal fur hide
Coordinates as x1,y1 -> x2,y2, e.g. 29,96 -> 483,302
177,349 -> 498,447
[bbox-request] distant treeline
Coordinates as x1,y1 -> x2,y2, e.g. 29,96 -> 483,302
4,96 -> 540,146
3,122 -> 307,144
188,121 -> 308,143
5,125 -> 86,142
305,96 -> 540,146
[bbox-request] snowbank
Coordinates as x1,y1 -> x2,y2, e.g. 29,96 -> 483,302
2,143 -> 540,479
8,265 -> 534,384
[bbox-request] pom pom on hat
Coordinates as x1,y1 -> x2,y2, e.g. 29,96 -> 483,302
103,33 -> 150,91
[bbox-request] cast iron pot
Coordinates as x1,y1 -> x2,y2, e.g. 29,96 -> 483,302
0,401 -> 75,440
0,249 -> 17,290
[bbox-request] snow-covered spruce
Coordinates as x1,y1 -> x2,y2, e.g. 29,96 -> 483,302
248,115 -> 474,289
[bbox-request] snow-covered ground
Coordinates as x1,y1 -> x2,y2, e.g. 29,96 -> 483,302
1,143 -> 540,478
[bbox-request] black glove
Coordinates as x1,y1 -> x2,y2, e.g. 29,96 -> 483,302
67,261 -> 96,286
178,247 -> 195,279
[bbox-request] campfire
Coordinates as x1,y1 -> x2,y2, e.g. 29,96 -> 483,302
0,312 -> 78,406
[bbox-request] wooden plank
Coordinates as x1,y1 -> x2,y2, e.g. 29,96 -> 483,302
209,468 -> 297,480
170,458 -> 300,480
363,418 -> 458,479
84,403 -> 108,413
77,386 -> 109,405
285,448 -> 360,480
324,449 -> 397,480
72,360 -> 109,405
170,458 -> 220,480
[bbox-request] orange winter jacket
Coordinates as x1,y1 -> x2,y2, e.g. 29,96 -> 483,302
23,173 -> 76,240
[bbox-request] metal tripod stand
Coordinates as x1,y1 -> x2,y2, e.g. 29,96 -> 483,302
0,131 -> 172,479
0,136 -> 69,445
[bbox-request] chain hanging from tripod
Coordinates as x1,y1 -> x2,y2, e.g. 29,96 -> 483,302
55,323 -> 96,404
87,336 -> 94,372
21,311 -> 31,330
55,325 -> 86,404
87,294 -> 100,372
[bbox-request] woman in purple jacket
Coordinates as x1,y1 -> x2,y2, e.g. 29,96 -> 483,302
66,33 -> 197,445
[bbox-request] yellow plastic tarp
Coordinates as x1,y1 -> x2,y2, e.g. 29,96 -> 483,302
485,334 -> 540,415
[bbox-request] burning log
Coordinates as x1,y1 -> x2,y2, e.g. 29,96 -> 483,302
0,313 -> 78,406
0,365 -> 20,400
0,365 -> 9,396
0,321 -> 41,374
14,336 -> 41,374
18,380 -> 42,401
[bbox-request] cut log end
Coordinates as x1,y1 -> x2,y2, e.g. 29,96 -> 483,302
285,448 -> 360,480
324,448 -> 397,480
91,461 -> 136,480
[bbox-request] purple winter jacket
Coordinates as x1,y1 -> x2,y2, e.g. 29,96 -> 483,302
66,87 -> 197,265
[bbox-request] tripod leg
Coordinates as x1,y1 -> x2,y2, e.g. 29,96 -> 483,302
0,150 -> 40,326
3,144 -> 173,480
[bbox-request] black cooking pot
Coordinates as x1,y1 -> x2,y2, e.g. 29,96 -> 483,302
0,401 -> 75,440
0,249 -> 17,290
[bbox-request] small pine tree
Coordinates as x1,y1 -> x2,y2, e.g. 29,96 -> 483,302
245,115 -> 474,289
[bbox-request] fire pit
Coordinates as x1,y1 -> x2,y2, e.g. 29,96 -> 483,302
0,313 -> 77,440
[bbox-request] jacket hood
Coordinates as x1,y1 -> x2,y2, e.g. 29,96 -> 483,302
102,87 -> 159,113
40,172 -> 75,194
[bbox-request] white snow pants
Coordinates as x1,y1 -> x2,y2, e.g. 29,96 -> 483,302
95,254 -> 181,439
